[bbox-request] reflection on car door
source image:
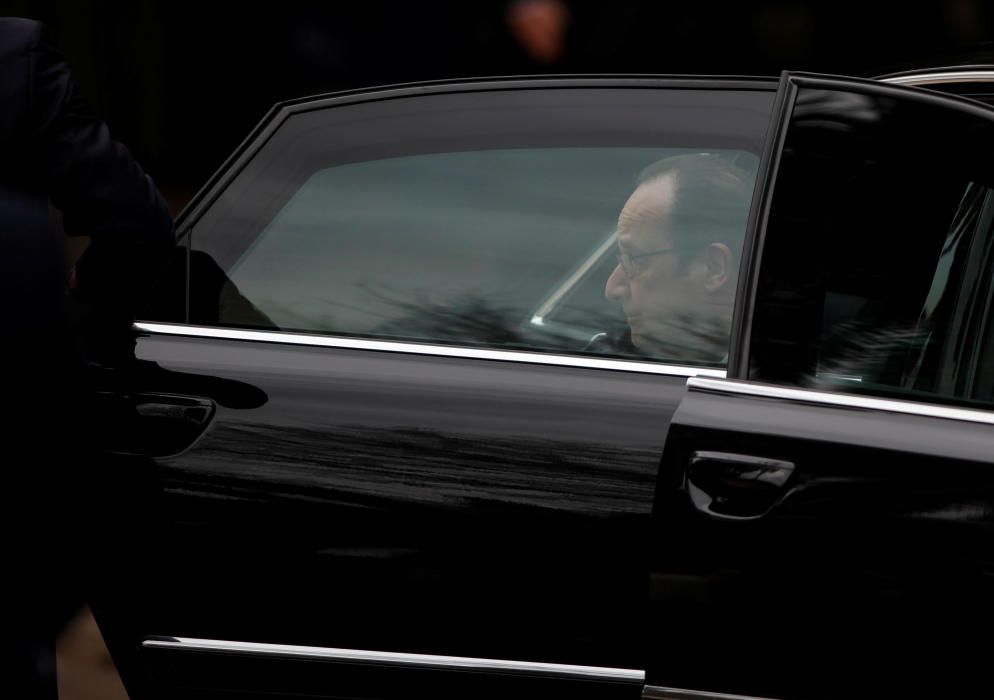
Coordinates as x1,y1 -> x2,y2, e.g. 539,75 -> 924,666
646,73 -> 994,700
89,78 -> 775,700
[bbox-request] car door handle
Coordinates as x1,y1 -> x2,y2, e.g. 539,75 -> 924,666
686,451 -> 795,521
93,391 -> 216,458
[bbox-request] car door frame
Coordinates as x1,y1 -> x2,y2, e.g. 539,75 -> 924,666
95,75 -> 784,700
644,71 -> 994,700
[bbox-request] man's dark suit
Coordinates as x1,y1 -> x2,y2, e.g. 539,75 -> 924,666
0,17 -> 175,359
0,17 -> 175,698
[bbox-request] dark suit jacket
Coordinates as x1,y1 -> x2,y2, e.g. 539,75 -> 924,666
0,17 -> 175,368
0,18 -> 175,662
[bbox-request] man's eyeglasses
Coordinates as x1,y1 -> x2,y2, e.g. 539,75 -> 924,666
615,246 -> 684,279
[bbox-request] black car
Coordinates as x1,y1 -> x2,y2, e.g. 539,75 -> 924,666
93,70 -> 994,700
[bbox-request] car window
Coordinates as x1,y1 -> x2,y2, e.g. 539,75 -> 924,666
749,84 -> 994,408
189,87 -> 772,365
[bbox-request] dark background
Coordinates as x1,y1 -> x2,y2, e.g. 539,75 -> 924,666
3,0 -> 993,212
0,4 -> 989,697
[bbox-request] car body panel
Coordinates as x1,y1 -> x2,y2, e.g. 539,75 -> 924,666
646,72 -> 994,700
92,70 -> 994,700
95,78 -> 777,700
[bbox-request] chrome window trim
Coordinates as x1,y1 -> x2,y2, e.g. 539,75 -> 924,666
880,70 -> 994,86
643,684 -> 778,700
688,377 -> 994,426
134,322 -> 727,378
141,637 -> 644,682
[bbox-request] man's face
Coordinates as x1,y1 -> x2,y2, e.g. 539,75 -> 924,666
604,174 -> 726,359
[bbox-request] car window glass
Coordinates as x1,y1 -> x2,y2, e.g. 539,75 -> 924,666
188,88 -> 772,366
749,85 -> 994,408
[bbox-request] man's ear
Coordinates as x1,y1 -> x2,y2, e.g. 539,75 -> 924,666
703,242 -> 733,293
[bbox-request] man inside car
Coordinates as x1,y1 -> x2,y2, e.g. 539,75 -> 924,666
597,153 -> 752,364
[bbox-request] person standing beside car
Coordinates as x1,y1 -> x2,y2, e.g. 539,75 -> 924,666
0,17 -> 175,699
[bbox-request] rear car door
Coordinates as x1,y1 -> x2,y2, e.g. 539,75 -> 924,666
91,78 -> 776,700
647,73 -> 994,700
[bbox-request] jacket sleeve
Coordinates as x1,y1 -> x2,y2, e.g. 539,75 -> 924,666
24,21 -> 175,344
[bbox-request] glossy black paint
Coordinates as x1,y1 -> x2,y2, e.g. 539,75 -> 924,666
95,330 -> 688,699
646,73 -> 994,700
92,77 -> 785,700
91,73 -> 994,700
648,384 -> 994,699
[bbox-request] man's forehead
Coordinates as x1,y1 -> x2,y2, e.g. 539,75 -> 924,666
617,228 -> 671,253
618,175 -> 676,230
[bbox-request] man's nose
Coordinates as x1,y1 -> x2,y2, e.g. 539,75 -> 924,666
605,263 -> 630,301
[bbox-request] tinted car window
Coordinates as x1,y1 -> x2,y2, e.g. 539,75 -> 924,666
749,84 -> 994,408
191,87 -> 772,365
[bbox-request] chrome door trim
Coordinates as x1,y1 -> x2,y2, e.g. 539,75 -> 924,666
880,70 -> 994,87
643,684 -> 779,700
141,637 -> 645,682
688,377 -> 994,426
134,322 -> 727,378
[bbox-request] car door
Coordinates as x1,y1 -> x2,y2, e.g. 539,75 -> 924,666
88,77 -> 776,700
646,73 -> 994,700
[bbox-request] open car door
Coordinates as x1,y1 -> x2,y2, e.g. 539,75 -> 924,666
646,73 -> 994,700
